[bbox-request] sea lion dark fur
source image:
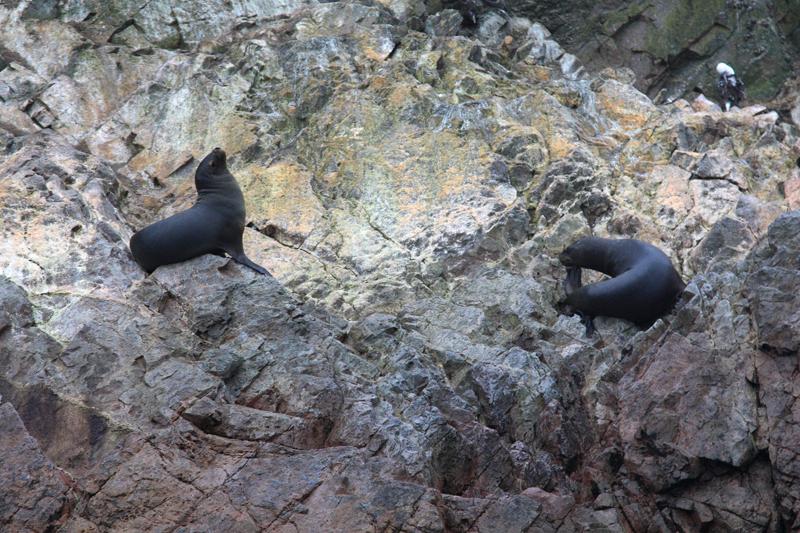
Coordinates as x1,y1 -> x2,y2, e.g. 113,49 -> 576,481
558,237 -> 685,336
129,148 -> 268,275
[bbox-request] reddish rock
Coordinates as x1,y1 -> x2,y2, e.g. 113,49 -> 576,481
0,401 -> 71,531
785,173 -> 800,209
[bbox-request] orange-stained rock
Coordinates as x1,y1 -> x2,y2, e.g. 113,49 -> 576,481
595,79 -> 657,130
239,160 -> 326,246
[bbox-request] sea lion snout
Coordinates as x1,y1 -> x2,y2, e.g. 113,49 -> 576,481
208,147 -> 227,168
559,245 -> 580,266
558,237 -> 593,266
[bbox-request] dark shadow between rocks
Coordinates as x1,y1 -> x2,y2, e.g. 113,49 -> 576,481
0,379 -> 131,479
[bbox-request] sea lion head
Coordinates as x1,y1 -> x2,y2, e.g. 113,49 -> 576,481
195,147 -> 230,191
559,238 -> 590,267
199,147 -> 227,173
558,236 -> 614,273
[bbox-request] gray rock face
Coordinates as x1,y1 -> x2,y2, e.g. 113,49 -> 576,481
1,0 -> 799,531
0,399 -> 70,531
482,0 -> 800,101
747,211 -> 800,355
616,274 -> 758,490
425,9 -> 463,37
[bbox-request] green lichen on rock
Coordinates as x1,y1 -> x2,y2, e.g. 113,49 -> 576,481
508,0 -> 799,100
599,2 -> 651,36
642,0 -> 727,60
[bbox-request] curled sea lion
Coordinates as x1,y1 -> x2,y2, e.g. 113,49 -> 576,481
130,148 -> 268,275
558,237 -> 685,336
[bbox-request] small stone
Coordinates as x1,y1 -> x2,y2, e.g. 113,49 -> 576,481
424,9 -> 463,37
521,487 -> 575,520
784,173 -> 800,209
669,150 -> 701,171
559,53 -> 583,80
691,94 -> 722,112
694,151 -> 734,179
593,493 -> 616,510
415,51 -> 442,85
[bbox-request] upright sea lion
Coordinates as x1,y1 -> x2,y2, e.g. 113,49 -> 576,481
558,237 -> 685,336
129,148 -> 268,275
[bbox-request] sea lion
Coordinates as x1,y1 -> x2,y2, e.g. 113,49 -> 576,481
129,147 -> 268,275
558,237 -> 685,336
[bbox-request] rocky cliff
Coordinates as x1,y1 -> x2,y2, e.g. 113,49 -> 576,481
495,0 -> 800,102
1,1 -> 800,531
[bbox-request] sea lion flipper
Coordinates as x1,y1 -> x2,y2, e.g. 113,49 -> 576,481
564,266 -> 582,295
579,313 -> 596,337
228,251 -> 269,275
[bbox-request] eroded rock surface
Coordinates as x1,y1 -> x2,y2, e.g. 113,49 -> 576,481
461,0 -> 800,102
1,0 -> 799,531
